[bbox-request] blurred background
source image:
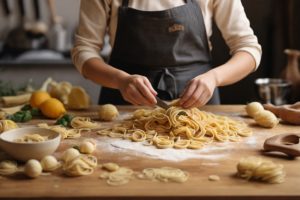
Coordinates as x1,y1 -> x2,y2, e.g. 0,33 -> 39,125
0,0 -> 299,105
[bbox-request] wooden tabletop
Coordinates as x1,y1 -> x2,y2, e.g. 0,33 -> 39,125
0,105 -> 300,200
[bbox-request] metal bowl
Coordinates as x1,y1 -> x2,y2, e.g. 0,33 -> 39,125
255,78 -> 292,105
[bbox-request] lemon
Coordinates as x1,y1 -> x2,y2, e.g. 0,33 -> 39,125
40,98 -> 66,119
30,91 -> 51,108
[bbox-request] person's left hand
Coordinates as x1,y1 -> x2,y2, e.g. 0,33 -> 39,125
180,71 -> 218,108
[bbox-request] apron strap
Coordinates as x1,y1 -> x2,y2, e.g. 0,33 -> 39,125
122,0 -> 191,8
157,68 -> 178,100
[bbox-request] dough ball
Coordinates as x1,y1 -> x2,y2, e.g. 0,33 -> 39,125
40,155 -> 59,172
98,104 -> 119,121
102,163 -> 119,172
245,102 -> 264,118
24,159 -> 42,178
79,141 -> 96,154
62,148 -> 80,163
254,110 -> 279,128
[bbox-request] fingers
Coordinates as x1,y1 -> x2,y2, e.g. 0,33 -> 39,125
180,80 -> 197,106
126,84 -> 154,106
135,78 -> 157,105
143,78 -> 157,96
180,78 -> 214,108
120,75 -> 158,106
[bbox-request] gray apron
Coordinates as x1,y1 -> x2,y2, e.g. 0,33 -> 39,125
99,0 -> 220,105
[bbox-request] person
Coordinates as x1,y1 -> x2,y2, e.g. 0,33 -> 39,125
71,0 -> 262,108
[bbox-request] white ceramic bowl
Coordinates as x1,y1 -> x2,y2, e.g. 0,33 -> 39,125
0,127 -> 61,162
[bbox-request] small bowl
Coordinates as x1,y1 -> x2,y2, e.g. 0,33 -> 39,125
255,78 -> 292,105
0,127 -> 61,162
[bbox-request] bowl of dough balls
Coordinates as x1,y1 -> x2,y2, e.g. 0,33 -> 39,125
0,127 -> 61,162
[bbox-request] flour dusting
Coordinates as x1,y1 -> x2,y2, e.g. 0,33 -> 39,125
94,137 -> 237,162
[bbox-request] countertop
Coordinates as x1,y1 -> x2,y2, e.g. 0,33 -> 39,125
0,105 -> 300,200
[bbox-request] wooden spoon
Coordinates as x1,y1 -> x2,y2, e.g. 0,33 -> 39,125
264,133 -> 300,157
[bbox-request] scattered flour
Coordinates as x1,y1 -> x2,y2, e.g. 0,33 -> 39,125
95,137 -> 234,162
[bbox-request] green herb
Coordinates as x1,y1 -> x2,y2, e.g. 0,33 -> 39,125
21,104 -> 32,111
21,104 -> 42,117
56,114 -> 74,127
7,110 -> 32,122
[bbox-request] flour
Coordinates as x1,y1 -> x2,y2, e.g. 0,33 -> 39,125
94,137 -> 236,162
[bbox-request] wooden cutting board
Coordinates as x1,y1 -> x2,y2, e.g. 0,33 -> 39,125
0,105 -> 300,200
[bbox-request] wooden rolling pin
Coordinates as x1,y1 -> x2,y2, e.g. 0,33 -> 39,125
264,102 -> 300,125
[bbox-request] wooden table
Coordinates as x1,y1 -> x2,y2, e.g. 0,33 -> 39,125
0,105 -> 300,200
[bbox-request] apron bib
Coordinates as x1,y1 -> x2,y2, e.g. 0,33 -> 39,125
99,0 -> 220,105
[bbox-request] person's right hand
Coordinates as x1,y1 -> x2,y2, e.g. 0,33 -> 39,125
118,74 -> 157,106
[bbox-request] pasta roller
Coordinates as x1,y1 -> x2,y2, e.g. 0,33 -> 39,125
264,133 -> 300,157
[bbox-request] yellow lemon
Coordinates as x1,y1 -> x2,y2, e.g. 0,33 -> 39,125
30,91 -> 51,108
40,98 -> 66,119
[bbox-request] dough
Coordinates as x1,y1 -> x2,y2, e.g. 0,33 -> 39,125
98,104 -> 119,121
102,163 -> 120,172
62,148 -> 80,163
245,102 -> 264,118
40,155 -> 59,172
79,141 -> 96,154
24,159 -> 42,178
254,110 -> 279,128
208,175 -> 220,181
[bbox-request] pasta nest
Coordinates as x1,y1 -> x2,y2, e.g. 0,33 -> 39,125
98,106 -> 252,149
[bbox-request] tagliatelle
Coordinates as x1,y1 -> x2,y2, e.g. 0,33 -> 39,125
237,156 -> 285,184
97,106 -> 252,149
63,154 -> 98,177
100,166 -> 135,186
70,117 -> 99,129
37,123 -> 81,139
140,167 -> 189,183
0,160 -> 18,175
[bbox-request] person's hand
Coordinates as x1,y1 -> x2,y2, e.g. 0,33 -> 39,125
118,74 -> 157,106
180,71 -> 218,108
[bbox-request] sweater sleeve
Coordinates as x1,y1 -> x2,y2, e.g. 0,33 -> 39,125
71,0 -> 111,74
213,0 -> 262,70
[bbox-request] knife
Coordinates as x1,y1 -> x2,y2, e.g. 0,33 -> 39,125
155,96 -> 169,109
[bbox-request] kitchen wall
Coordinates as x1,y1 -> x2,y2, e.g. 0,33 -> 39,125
0,0 -> 101,103
0,0 -> 80,39
1,0 -> 299,104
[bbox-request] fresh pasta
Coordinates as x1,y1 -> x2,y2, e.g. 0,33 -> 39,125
100,166 -> 134,186
140,167 -> 189,183
0,120 -> 18,133
237,156 -> 285,184
63,154 -> 98,177
14,133 -> 48,143
37,123 -> 81,139
97,106 -> 252,149
70,117 -> 99,129
0,160 -> 18,175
